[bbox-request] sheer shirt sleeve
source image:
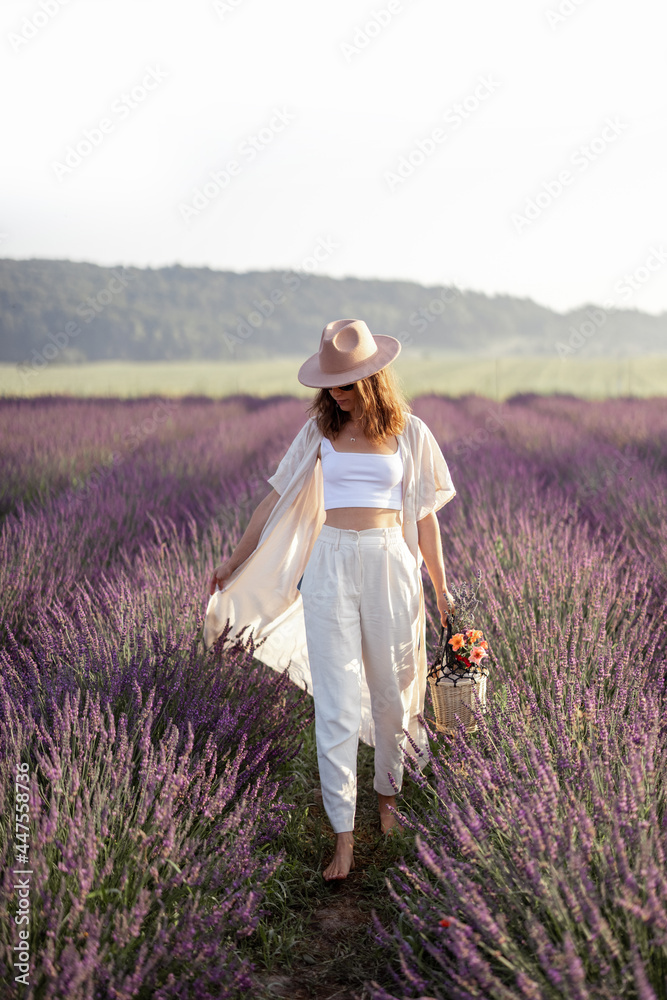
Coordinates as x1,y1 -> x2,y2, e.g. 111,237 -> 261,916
266,418 -> 318,496
412,417 -> 457,522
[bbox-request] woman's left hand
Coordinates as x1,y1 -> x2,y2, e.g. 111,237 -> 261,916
437,589 -> 456,627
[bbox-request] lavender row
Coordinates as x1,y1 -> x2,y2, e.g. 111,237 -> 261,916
1,580 -> 312,998
0,395 -> 303,521
373,616 -> 667,998
372,403 -> 667,999
1,394 -> 315,996
2,395 -> 665,647
0,396 -> 308,641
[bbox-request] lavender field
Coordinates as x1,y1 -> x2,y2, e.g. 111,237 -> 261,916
1,392 -> 666,1000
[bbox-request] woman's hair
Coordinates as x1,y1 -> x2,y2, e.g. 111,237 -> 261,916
307,365 -> 411,444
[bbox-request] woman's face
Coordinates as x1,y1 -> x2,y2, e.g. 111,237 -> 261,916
329,384 -> 358,412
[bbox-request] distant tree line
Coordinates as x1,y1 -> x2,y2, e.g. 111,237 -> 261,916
1,257 -> 665,368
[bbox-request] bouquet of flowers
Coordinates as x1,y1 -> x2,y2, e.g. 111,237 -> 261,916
447,627 -> 490,675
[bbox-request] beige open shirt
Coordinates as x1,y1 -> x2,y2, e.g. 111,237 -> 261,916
203,412 -> 457,751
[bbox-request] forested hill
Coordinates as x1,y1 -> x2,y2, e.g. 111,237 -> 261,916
1,257 -> 665,366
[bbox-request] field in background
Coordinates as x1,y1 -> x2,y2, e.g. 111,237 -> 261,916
2,353 -> 667,399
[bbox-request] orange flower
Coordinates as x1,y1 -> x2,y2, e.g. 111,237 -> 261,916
469,629 -> 484,643
479,640 -> 488,649
448,633 -> 465,651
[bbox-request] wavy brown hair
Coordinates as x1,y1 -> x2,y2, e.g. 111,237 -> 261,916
307,365 -> 411,444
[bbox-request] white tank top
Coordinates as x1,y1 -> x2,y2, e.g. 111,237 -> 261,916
320,435 -> 403,510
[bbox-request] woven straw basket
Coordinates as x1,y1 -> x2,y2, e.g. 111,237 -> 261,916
428,618 -> 488,734
428,672 -> 487,734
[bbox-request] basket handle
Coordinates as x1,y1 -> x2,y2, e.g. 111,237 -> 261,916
434,616 -> 453,671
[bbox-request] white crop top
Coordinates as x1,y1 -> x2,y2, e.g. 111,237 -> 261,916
320,436 -> 403,510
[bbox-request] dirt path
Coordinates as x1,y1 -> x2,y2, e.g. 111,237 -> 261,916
253,760 -> 415,1000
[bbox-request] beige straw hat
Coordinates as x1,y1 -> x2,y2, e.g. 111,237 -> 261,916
298,319 -> 401,388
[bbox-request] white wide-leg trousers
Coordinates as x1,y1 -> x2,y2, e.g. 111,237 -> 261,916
299,524 -> 422,833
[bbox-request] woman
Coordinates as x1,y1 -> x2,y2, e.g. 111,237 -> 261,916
205,319 -> 457,881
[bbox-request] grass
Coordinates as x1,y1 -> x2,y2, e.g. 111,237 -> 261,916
2,353 -> 667,400
238,673 -> 437,1000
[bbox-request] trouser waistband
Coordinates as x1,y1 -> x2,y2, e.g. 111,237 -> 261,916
316,524 -> 404,548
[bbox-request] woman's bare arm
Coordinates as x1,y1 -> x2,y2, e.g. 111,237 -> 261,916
417,509 -> 455,625
208,488 -> 281,594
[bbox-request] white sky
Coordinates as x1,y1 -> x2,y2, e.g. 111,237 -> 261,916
1,0 -> 666,315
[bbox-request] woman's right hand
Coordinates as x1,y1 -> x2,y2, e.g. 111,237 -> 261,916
208,559 -> 237,596
438,588 -> 456,627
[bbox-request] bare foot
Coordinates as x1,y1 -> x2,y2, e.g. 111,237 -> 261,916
323,832 -> 355,881
378,793 -> 403,835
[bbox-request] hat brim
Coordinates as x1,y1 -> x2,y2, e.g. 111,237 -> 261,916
297,335 -> 401,388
